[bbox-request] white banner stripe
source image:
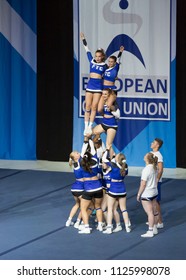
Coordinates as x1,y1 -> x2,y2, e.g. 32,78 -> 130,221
0,0 -> 36,72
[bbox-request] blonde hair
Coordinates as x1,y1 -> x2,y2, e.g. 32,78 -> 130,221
117,153 -> 127,176
146,153 -> 158,170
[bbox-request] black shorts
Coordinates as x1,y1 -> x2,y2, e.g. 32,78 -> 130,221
71,191 -> 83,197
86,90 -> 102,94
82,189 -> 103,201
108,193 -> 127,199
101,123 -> 118,132
141,195 -> 158,201
156,182 -> 161,202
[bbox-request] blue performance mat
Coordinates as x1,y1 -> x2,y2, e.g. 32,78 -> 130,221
0,169 -> 185,260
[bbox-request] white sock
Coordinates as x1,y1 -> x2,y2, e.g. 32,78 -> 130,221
88,122 -> 93,127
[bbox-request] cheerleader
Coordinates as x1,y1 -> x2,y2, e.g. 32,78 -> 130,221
78,138 -> 104,234
66,151 -> 84,228
66,140 -> 95,229
102,151 -> 131,234
102,160 -> 122,232
80,32 -> 107,136
92,88 -> 120,158
98,46 -> 124,112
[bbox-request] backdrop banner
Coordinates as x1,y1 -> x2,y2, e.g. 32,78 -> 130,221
73,0 -> 176,167
0,0 -> 36,159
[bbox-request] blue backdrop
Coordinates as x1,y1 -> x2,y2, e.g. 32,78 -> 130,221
0,0 -> 36,159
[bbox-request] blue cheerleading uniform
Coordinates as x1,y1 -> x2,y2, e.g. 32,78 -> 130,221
83,179 -> 102,193
71,180 -> 84,192
102,116 -> 118,128
86,52 -> 107,76
80,139 -> 103,195
107,161 -> 128,197
103,51 -> 123,91
86,56 -> 107,92
81,153 -> 98,178
82,40 -> 107,92
103,63 -> 120,90
73,159 -> 84,180
82,154 -> 102,192
86,78 -> 103,92
71,159 -> 84,194
101,104 -> 118,129
102,167 -> 111,191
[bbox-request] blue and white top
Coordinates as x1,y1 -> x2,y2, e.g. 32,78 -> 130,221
82,42 -> 107,92
102,104 -> 118,128
103,104 -> 114,116
73,159 -> 84,179
71,159 -> 84,192
81,153 -> 99,179
102,152 -> 128,196
103,63 -> 120,83
86,52 -> 107,77
103,52 -> 123,90
81,139 -> 102,192
102,166 -> 111,191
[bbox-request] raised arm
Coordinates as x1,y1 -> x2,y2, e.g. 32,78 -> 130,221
117,45 -> 124,63
88,139 -> 96,156
80,32 -> 89,52
80,138 -> 89,158
102,149 -> 110,163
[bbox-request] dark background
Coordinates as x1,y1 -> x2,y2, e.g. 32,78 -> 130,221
37,0 -> 186,167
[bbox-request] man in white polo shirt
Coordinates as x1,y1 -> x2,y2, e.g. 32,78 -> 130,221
150,138 -> 164,228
